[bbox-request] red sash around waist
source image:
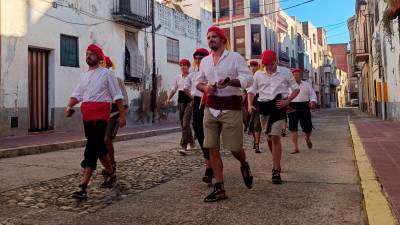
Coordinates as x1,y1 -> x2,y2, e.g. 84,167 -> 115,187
81,102 -> 111,122
206,95 -> 242,110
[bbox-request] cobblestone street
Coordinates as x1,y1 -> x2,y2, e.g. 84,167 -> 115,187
0,109 -> 366,225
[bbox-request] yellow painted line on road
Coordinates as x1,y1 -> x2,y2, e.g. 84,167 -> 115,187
348,118 -> 397,225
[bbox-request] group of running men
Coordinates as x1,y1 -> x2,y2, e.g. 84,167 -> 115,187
166,26 -> 318,202
65,25 -> 317,202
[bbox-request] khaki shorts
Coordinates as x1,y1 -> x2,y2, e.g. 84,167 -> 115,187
260,115 -> 285,136
203,108 -> 243,151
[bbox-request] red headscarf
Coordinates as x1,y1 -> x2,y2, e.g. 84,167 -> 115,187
104,56 -> 113,68
261,50 -> 277,65
249,60 -> 259,67
87,44 -> 104,61
207,26 -> 227,44
179,59 -> 191,67
291,68 -> 302,74
193,48 -> 210,57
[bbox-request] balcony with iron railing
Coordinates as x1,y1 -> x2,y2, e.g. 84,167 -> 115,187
351,40 -> 369,63
112,0 -> 152,28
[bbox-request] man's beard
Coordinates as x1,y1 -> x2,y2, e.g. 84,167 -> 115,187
86,58 -> 98,67
209,42 -> 220,51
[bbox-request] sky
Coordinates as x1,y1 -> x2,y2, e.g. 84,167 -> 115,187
280,0 -> 356,45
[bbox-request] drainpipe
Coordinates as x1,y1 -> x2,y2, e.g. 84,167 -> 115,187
150,0 -> 157,123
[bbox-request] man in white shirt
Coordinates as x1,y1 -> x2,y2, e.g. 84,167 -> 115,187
246,60 -> 262,153
196,26 -> 254,202
165,59 -> 194,155
65,44 -> 126,199
247,50 -> 300,184
288,68 -> 317,154
184,48 -> 213,183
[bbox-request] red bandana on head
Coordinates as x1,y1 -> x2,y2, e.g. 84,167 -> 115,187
207,26 -> 227,44
179,59 -> 191,67
193,48 -> 210,58
291,68 -> 302,74
249,60 -> 259,67
87,44 -> 104,61
104,56 -> 113,68
261,50 -> 277,65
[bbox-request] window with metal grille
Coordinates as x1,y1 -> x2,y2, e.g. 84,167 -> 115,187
167,38 -> 179,63
60,34 -> 79,67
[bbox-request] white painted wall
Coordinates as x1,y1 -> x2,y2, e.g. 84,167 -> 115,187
0,0 -> 211,136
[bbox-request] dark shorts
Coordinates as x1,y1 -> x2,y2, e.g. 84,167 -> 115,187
106,113 -> 119,140
81,120 -> 109,170
288,110 -> 313,133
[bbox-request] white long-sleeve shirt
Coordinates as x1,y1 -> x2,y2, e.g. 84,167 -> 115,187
171,74 -> 190,93
248,66 -> 300,102
292,80 -> 318,103
184,71 -> 203,97
196,50 -> 253,97
71,67 -> 123,103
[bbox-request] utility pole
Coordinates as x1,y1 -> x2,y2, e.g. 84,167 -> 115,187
150,0 -> 157,123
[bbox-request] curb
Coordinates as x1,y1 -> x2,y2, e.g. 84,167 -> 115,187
0,127 -> 180,159
348,117 -> 397,225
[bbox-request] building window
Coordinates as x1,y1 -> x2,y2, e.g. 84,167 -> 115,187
167,38 -> 179,63
313,34 -> 316,45
234,26 -> 246,57
250,0 -> 260,13
233,0 -> 244,16
251,24 -> 261,56
314,53 -> 317,63
60,34 -> 79,67
219,0 -> 229,18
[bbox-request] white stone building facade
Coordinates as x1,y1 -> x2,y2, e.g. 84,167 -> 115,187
0,0 -> 211,137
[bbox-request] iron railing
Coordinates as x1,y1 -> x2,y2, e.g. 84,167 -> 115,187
112,0 -> 152,28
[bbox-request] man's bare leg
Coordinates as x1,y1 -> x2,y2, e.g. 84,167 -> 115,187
209,148 -> 224,183
271,135 -> 282,170
231,149 -> 246,164
267,137 -> 272,153
105,137 -> 115,164
290,131 -> 300,154
81,168 -> 94,185
305,132 -> 313,149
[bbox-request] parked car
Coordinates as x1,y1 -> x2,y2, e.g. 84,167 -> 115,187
350,99 -> 359,107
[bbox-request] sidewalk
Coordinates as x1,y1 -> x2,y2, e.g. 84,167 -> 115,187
0,121 -> 180,159
350,110 -> 400,222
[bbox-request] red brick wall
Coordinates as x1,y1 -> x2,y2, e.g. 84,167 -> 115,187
329,44 -> 348,73
317,28 -> 323,46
